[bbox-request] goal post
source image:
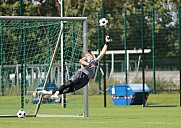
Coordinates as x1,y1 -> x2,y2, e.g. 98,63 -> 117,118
0,16 -> 88,117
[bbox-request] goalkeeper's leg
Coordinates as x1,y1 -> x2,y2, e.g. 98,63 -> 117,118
52,71 -> 81,95
51,71 -> 81,99
37,80 -> 73,96
38,71 -> 89,99
51,72 -> 89,99
52,80 -> 73,95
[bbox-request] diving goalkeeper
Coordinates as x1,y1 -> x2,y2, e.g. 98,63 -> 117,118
38,35 -> 112,99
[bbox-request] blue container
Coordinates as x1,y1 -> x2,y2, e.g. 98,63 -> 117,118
109,84 -> 151,106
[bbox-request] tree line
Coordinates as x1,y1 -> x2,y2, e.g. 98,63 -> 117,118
0,0 -> 180,69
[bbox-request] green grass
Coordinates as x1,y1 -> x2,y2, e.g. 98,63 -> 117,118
0,94 -> 181,128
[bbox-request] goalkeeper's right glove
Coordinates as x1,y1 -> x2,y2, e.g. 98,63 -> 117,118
105,35 -> 112,45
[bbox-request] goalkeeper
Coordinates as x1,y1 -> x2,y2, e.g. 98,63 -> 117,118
38,35 -> 112,99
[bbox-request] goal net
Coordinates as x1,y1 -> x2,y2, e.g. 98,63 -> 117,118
0,16 -> 88,117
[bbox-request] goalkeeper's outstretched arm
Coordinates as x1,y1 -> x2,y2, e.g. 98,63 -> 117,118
79,35 -> 112,67
96,35 -> 112,61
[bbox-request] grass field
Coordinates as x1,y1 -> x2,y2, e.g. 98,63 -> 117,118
0,94 -> 181,128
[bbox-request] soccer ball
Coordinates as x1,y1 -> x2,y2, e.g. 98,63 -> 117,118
99,18 -> 109,28
17,110 -> 26,118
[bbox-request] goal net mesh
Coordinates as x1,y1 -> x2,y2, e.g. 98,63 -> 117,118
0,17 -> 86,117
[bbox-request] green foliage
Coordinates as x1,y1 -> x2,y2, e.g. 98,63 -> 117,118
0,0 -> 180,57
0,0 -> 37,16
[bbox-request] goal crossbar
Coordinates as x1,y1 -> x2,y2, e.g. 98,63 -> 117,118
0,16 -> 87,21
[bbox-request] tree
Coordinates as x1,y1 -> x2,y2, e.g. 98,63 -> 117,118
0,0 -> 180,69
0,0 -> 37,16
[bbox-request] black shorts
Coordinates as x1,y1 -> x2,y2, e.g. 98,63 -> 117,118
67,71 -> 89,93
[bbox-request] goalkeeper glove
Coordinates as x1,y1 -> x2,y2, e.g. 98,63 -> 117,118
105,35 -> 112,45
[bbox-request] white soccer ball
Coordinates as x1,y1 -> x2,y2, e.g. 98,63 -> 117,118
17,110 -> 26,118
99,18 -> 109,28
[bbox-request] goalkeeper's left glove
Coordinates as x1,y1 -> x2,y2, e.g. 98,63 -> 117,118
105,35 -> 112,45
